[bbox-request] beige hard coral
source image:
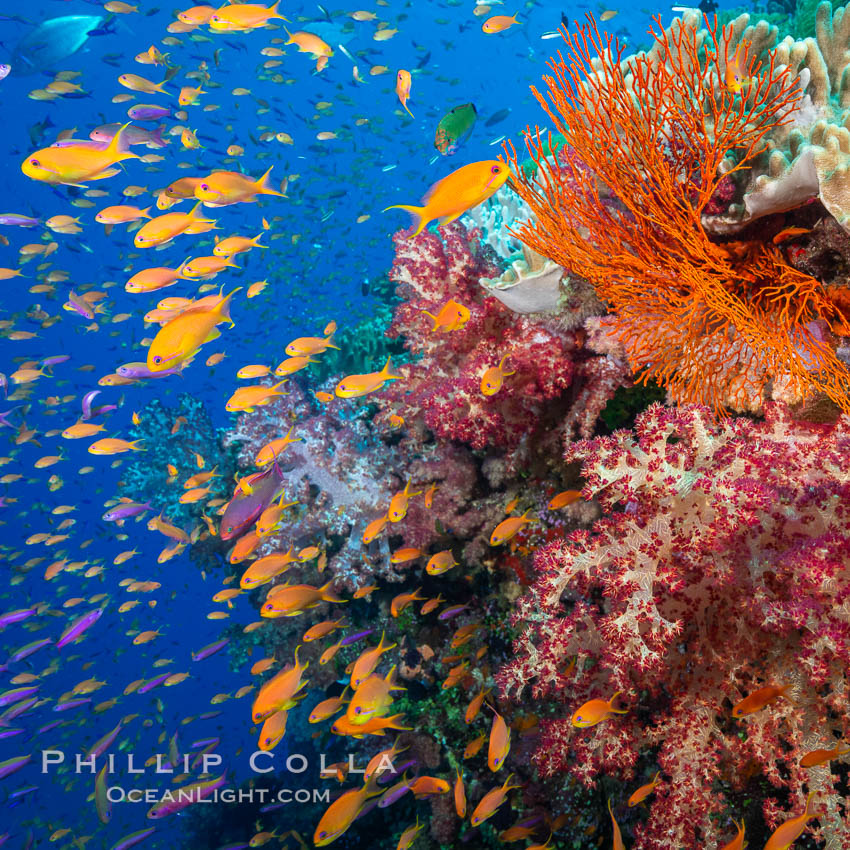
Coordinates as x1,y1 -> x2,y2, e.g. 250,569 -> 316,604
479,243 -> 566,314
703,2 -> 850,233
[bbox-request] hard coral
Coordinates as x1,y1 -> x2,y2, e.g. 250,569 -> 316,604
508,13 -> 850,414
498,401 -> 850,849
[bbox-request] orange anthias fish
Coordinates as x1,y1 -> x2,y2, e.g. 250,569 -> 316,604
422,299 -> 471,332
349,631 -> 397,687
146,287 -> 239,372
387,478 -> 422,523
22,125 -> 138,186
195,168 -> 286,206
799,741 -> 850,768
548,489 -> 582,510
313,778 -> 381,846
469,774 -> 522,826
345,667 -> 405,725
251,645 -> 310,722
609,799 -> 626,850
731,684 -> 791,717
384,160 -> 511,237
489,509 -> 536,546
330,712 -> 410,738
571,691 -> 628,727
482,13 -> 520,33
628,771 -> 661,806
487,707 -> 510,771
261,580 -> 345,618
210,2 -> 288,30
763,792 -> 820,850
395,69 -> 414,118
481,353 -> 515,396
335,356 -> 402,398
719,819 -> 746,850
724,38 -> 760,94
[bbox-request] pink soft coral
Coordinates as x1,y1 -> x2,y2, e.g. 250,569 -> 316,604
498,402 -> 850,848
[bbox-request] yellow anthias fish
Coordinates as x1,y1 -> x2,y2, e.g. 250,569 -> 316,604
481,353 -> 515,396
147,287 -> 240,372
422,299 -> 470,332
384,160 -> 511,237
285,28 -> 334,58
194,167 -> 286,206
335,355 -> 402,398
395,69 -> 413,118
135,201 -> 217,248
210,2 -> 288,29
21,125 -> 139,186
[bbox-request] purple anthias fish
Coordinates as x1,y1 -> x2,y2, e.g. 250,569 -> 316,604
116,362 -> 182,379
81,389 -> 101,420
340,629 -> 375,647
378,774 -> 414,807
102,500 -> 152,522
189,737 -> 220,749
0,607 -> 37,629
127,104 -> 171,121
0,697 -> 38,726
54,697 -> 91,712
56,608 -> 103,649
0,409 -> 14,428
0,755 -> 30,780
90,123 -> 168,149
0,728 -> 24,741
438,604 -> 470,621
51,138 -> 110,150
86,720 -> 123,758
191,638 -> 229,662
109,828 -> 157,850
0,686 -> 39,709
220,461 -> 287,540
0,213 -> 39,227
137,673 -> 171,694
41,354 -> 70,369
6,638 -> 52,665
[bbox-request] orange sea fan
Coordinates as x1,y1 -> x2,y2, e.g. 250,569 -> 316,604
507,13 -> 850,413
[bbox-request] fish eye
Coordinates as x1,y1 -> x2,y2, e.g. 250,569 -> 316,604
491,165 -> 500,174
30,159 -> 40,167
153,355 -> 161,364
355,706 -> 361,713
200,183 -> 209,191
319,832 -> 326,839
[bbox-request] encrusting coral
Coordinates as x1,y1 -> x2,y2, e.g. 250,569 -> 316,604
507,13 -> 850,415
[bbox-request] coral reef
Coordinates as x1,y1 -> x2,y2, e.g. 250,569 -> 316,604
508,13 -> 850,415
499,402 -> 850,849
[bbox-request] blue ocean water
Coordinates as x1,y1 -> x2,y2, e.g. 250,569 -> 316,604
0,0 -> 751,847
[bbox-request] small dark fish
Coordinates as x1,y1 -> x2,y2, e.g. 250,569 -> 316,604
485,108 -> 511,128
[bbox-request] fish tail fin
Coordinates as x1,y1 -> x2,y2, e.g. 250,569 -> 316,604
215,286 -> 242,327
256,166 -> 286,197
130,440 -> 146,451
272,380 -> 288,395
106,124 -> 139,159
403,102 -> 414,119
380,355 -> 402,381
252,232 -> 266,248
140,206 -> 151,218
382,203 -> 426,236
383,714 -> 412,733
319,579 -> 345,603
270,0 -> 289,21
284,25 -> 293,42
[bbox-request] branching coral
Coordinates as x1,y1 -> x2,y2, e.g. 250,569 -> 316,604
507,13 -> 850,414
498,402 -> 850,848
